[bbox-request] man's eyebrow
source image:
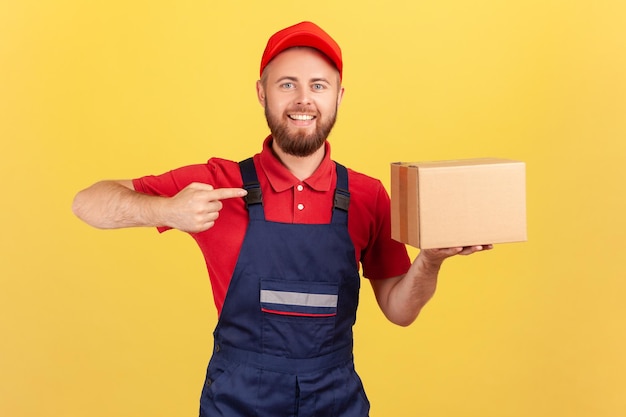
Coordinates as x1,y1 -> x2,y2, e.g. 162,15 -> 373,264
274,76 -> 298,84
311,77 -> 331,84
274,76 -> 332,84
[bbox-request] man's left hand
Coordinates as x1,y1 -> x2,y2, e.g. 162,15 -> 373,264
420,244 -> 494,264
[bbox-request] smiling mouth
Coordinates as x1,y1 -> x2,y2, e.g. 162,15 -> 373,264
288,114 -> 316,121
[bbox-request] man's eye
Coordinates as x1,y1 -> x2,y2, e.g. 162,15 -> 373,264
312,83 -> 325,90
282,82 -> 295,89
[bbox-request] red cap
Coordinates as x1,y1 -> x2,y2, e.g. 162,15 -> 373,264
260,21 -> 343,79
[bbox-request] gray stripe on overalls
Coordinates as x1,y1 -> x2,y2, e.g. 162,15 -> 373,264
260,290 -> 338,308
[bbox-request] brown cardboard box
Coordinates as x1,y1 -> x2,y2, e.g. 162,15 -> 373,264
391,158 -> 527,249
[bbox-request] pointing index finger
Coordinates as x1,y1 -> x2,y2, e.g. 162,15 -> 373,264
210,187 -> 248,201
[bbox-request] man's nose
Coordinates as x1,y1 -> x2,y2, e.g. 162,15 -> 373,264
295,88 -> 312,105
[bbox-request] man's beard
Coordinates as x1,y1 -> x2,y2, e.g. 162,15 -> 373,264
264,102 -> 338,157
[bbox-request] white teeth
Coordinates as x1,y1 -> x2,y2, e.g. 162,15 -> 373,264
289,114 -> 314,121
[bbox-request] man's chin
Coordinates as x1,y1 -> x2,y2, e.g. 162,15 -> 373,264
272,135 -> 326,158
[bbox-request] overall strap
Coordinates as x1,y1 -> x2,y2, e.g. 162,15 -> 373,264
239,157 -> 265,220
332,162 -> 350,225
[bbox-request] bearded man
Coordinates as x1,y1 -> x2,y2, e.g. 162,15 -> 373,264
73,21 -> 490,417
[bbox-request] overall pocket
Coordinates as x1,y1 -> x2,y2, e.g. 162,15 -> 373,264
260,279 -> 339,357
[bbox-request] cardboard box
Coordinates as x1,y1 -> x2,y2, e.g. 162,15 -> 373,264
391,158 -> 527,249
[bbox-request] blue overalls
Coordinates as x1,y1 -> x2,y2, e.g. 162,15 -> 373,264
199,158 -> 370,417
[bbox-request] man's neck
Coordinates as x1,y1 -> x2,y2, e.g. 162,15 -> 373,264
271,140 -> 326,181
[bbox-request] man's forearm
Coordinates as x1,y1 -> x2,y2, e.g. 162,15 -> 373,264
381,254 -> 442,327
373,245 -> 492,326
72,180 -> 167,229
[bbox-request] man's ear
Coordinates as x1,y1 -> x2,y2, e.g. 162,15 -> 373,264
256,80 -> 266,107
337,86 -> 345,107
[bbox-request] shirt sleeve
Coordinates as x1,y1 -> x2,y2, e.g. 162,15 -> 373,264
359,180 -> 412,280
133,164 -> 209,196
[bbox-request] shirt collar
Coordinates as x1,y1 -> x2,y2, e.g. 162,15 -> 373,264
258,136 -> 335,193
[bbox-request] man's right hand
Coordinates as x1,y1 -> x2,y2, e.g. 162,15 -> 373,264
165,183 -> 247,233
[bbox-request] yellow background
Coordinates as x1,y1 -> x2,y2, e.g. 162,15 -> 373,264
2,1 -> 625,416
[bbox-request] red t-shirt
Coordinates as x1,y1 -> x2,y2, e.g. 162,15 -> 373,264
133,137 -> 411,314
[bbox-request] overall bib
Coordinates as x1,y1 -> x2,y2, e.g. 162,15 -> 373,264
199,158 -> 369,417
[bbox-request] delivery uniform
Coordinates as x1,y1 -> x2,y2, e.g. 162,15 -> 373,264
199,158 -> 366,416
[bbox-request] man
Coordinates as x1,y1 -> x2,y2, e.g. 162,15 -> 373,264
73,21 -> 490,417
